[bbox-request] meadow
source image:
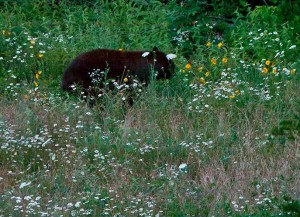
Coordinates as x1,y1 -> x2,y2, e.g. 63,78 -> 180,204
0,0 -> 299,216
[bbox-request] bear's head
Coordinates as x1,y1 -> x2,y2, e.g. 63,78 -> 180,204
141,47 -> 176,81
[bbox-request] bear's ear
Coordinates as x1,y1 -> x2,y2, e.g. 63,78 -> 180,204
152,46 -> 159,52
166,53 -> 177,60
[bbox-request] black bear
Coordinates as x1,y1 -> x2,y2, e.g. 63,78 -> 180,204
61,47 -> 176,104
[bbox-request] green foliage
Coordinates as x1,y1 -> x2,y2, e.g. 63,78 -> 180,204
224,194 -> 300,217
272,115 -> 300,140
229,6 -> 300,62
280,196 -> 300,216
166,0 -> 235,58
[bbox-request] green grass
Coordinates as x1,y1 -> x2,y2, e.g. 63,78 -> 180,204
0,0 -> 299,216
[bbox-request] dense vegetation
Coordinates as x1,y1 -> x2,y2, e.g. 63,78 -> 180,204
0,0 -> 299,216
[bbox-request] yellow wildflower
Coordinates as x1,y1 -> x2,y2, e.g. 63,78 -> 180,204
234,89 -> 240,95
217,42 -> 223,48
123,77 -> 128,83
265,60 -> 271,66
24,94 -> 30,100
185,63 -> 191,69
222,57 -> 228,63
38,53 -> 44,58
210,58 -> 217,65
206,41 -> 211,47
290,69 -> 295,74
30,39 -> 36,45
263,67 -> 268,74
229,95 -> 235,99
272,68 -> 277,74
34,82 -> 39,87
38,70 -> 42,75
181,69 -> 185,73
205,71 -> 210,77
197,67 -> 203,72
35,73 -> 39,79
199,77 -> 205,84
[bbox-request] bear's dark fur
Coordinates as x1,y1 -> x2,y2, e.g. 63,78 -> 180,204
61,47 -> 175,97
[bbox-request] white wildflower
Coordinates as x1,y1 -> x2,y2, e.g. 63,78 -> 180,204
179,163 -> 188,172
75,201 -> 81,208
19,181 -> 31,189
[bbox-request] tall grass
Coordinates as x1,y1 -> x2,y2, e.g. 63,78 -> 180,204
0,0 -> 299,216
